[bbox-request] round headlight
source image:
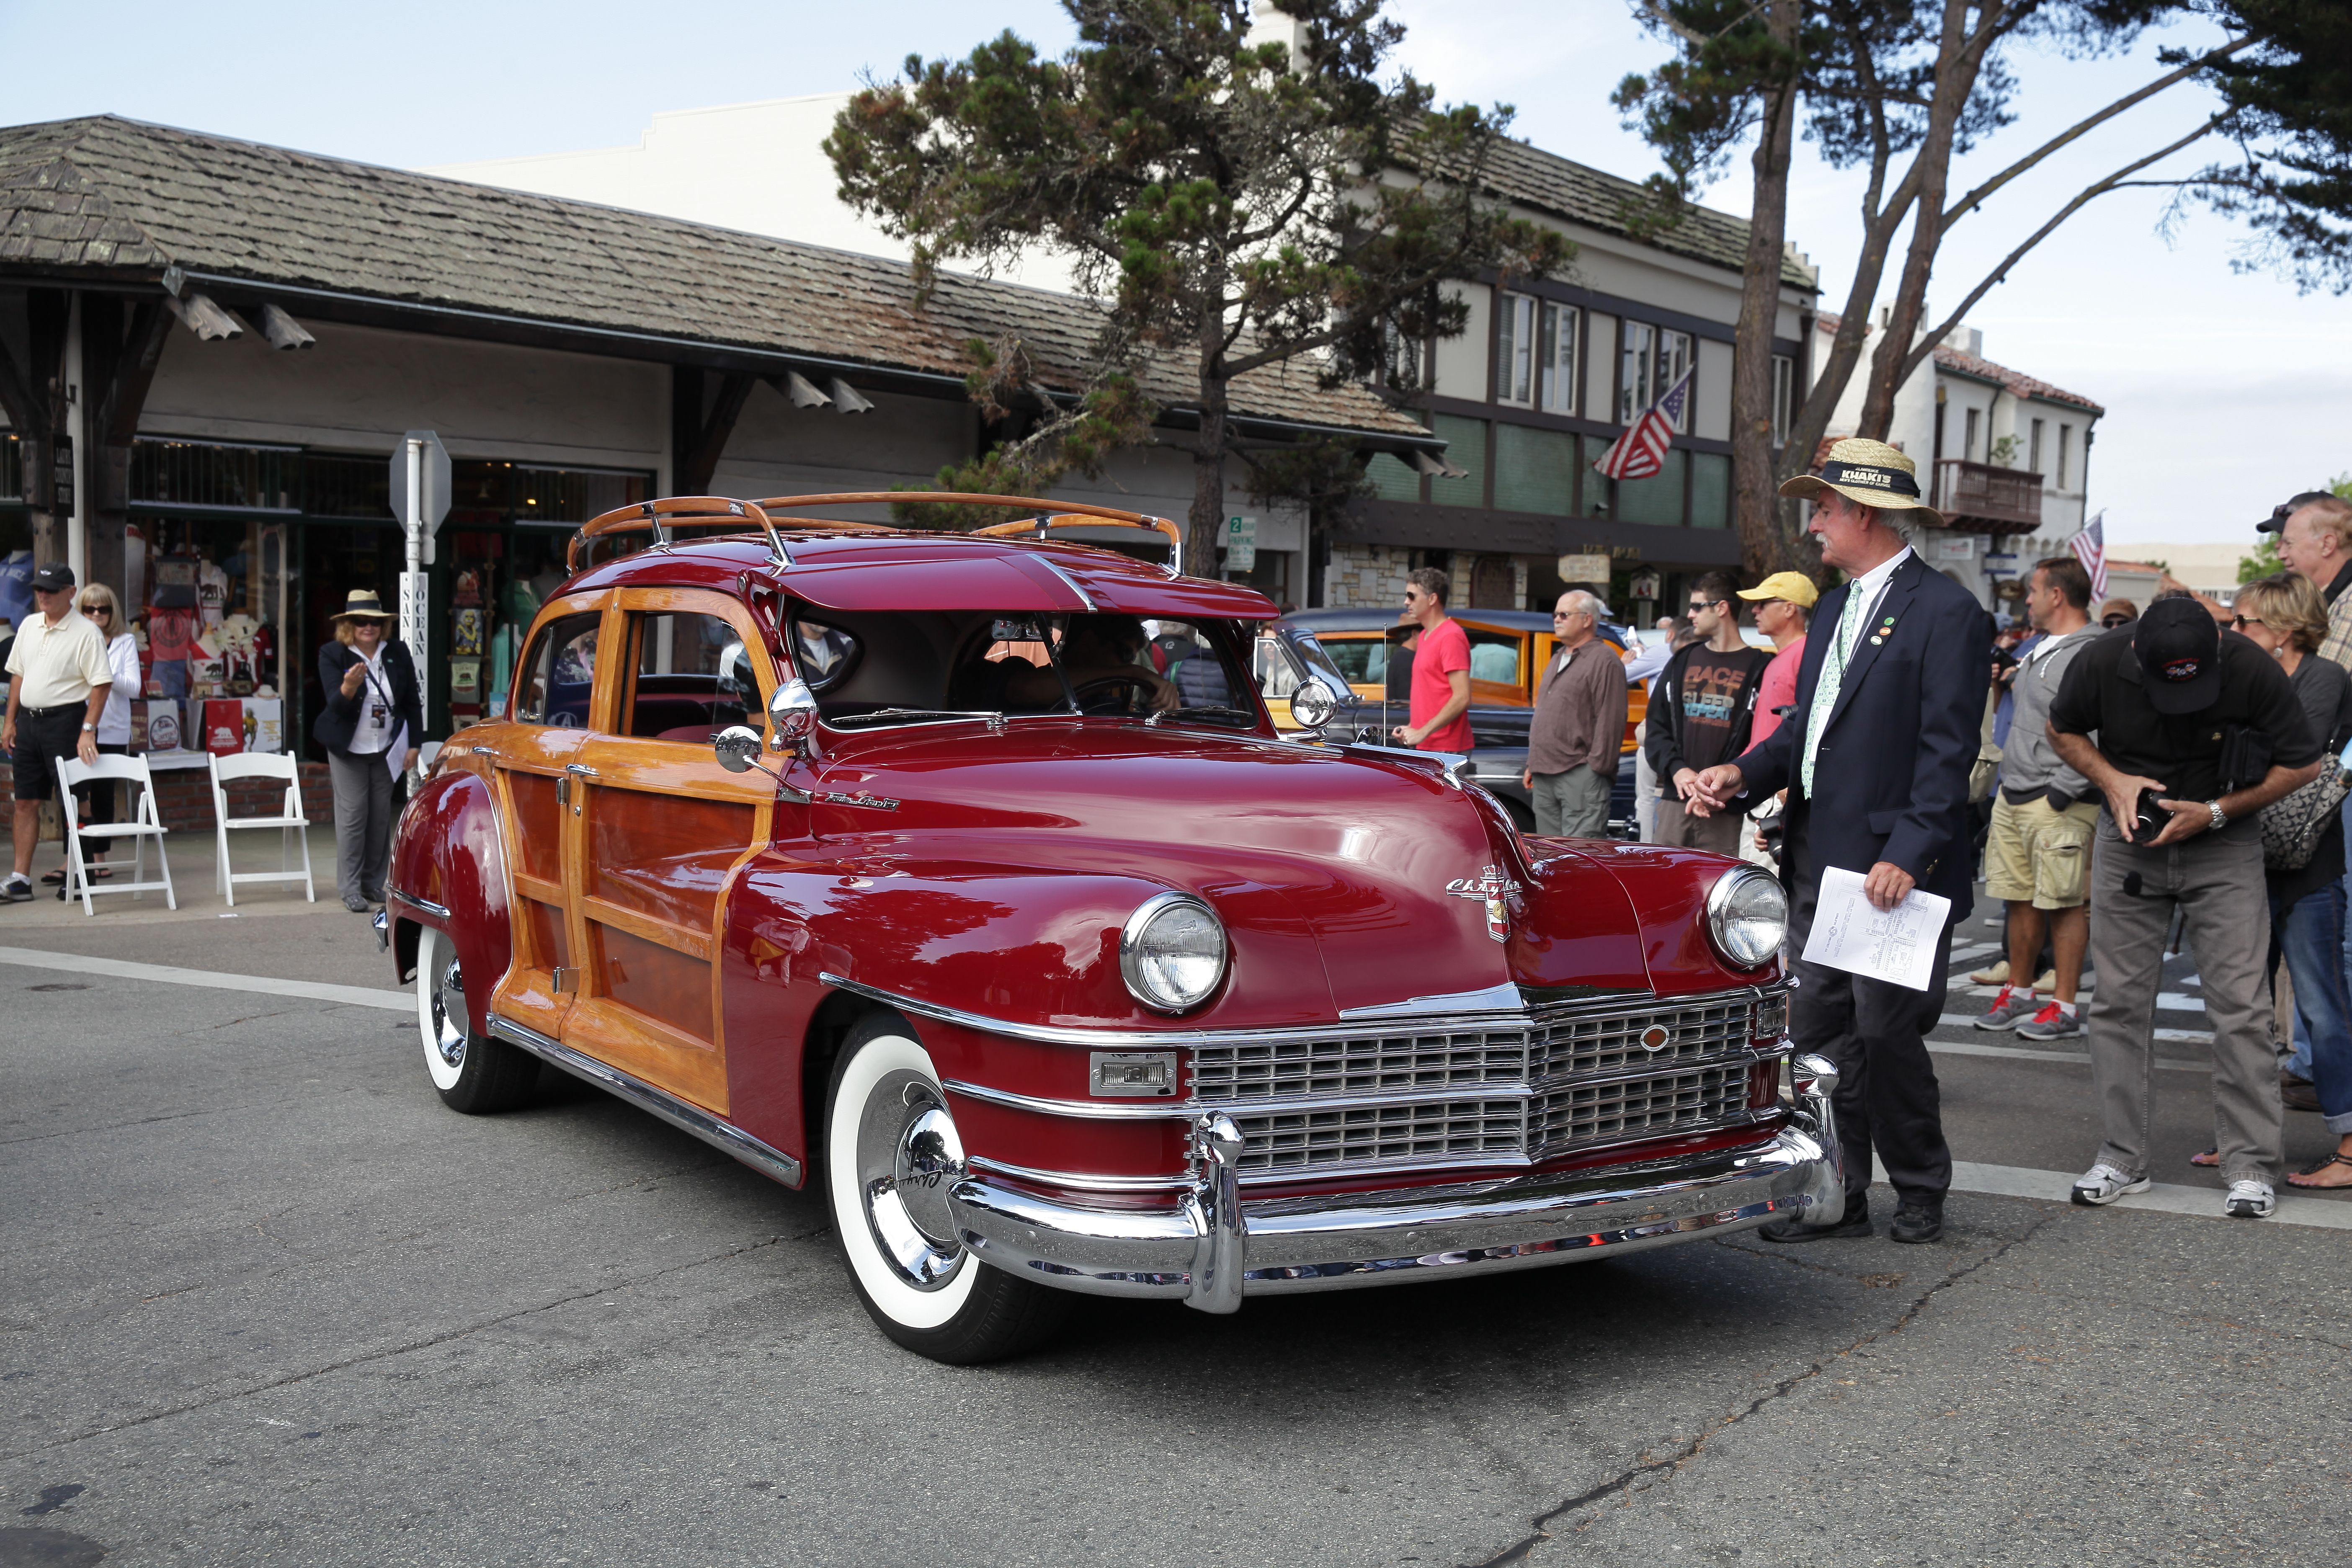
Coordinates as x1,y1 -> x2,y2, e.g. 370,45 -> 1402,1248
1289,676 -> 1338,730
1121,892 -> 1228,1013
1705,866 -> 1787,969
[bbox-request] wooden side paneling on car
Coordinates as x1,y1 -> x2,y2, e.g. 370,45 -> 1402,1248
549,586 -> 784,1116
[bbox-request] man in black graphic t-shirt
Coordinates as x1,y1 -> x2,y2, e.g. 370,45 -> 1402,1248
1646,571 -> 1772,853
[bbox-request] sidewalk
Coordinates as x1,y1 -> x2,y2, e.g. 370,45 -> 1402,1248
0,823 -> 402,989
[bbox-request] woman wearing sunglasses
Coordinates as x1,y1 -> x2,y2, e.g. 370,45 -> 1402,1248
45,584 -> 140,890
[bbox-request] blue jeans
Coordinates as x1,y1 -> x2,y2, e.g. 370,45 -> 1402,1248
2277,878 -> 2352,1136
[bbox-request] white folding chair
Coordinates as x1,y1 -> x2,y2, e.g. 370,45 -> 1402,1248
209,751 -> 315,906
55,753 -> 175,915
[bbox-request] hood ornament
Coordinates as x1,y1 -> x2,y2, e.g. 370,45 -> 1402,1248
1444,864 -> 1522,944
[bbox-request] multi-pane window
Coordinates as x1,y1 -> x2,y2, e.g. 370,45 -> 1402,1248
1964,407 -> 1981,464
1771,355 -> 1794,447
1496,293 -> 1537,407
2030,418 -> 2045,477
1619,323 -> 1694,428
1538,302 -> 1578,414
1619,322 -> 1655,424
2058,425 -> 2072,488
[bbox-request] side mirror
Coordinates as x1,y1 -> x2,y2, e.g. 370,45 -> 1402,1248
714,725 -> 763,774
769,678 -> 819,757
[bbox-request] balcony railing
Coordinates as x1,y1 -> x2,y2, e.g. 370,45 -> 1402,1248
1934,460 -> 2045,534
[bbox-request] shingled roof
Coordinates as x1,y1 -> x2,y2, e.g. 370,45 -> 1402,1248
0,114 -> 1429,443
1431,134 -> 1818,292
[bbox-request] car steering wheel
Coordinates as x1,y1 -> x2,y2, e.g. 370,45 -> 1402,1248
1073,674 -> 1157,714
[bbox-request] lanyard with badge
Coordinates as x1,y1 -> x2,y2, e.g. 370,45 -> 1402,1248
358,651 -> 395,733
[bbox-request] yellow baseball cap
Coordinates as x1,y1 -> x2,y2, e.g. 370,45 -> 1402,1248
1737,571 -> 1819,610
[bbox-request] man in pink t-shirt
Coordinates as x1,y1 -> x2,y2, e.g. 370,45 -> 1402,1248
1393,566 -> 1473,753
1737,571 -> 1818,746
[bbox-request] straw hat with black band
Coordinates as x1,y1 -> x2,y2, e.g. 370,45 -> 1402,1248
1777,437 -> 1945,528
332,589 -> 397,625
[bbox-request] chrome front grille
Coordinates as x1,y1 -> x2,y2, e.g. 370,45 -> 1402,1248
1194,991 -> 1780,1180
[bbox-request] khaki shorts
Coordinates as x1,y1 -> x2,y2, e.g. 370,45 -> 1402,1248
1986,793 -> 2102,910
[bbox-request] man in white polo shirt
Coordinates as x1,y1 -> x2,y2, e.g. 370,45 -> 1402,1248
2,563 -> 113,901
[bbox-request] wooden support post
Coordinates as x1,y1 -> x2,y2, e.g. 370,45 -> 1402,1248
670,369 -> 755,496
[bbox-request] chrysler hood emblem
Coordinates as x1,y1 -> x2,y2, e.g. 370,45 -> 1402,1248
1444,865 -> 1522,944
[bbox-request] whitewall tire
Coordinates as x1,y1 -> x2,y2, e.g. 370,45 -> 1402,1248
824,1013 -> 1070,1362
415,924 -> 538,1114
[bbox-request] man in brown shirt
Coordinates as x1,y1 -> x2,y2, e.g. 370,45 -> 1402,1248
1521,589 -> 1627,837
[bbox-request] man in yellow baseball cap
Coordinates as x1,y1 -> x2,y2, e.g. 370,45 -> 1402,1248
1737,572 -> 1817,748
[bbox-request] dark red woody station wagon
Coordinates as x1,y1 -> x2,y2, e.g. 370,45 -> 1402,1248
383,493 -> 1841,1363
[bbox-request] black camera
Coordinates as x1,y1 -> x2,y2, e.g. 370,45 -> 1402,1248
2128,787 -> 2168,846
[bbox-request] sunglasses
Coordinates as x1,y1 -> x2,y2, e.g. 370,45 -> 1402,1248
2231,616 -> 2265,630
2101,614 -> 2133,628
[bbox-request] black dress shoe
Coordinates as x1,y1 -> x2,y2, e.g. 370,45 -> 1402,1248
2281,1076 -> 2322,1114
1760,1201 -> 1872,1243
1888,1201 -> 1944,1244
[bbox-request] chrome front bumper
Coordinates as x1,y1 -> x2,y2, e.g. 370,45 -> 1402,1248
949,1056 -> 1845,1312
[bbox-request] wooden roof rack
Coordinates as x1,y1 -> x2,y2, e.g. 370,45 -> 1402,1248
761,491 -> 1184,555
572,496 -> 779,573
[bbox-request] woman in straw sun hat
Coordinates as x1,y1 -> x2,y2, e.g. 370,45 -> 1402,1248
312,589 -> 424,913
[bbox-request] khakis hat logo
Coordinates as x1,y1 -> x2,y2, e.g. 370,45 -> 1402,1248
1777,437 -> 1946,528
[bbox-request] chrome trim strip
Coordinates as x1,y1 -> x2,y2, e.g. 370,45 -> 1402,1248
819,970 -> 1775,1050
485,1015 -> 804,1186
966,1154 -> 1190,1192
388,888 -> 451,919
1337,980 -> 1524,1020
941,1078 -> 1189,1121
1033,556 -> 1099,613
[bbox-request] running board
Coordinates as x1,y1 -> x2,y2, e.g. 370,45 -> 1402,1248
486,1014 -> 804,1188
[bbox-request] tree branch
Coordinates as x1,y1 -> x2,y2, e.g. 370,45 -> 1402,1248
1940,36 -> 2253,229
1898,113 -> 2231,385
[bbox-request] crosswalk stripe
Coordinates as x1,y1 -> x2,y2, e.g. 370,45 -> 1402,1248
1872,1158 -> 2352,1230
0,945 -> 413,1014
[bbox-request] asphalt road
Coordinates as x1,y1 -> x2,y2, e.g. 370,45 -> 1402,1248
3,905 -> 2347,1567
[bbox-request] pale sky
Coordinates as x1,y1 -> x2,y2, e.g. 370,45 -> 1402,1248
4,0 -> 2342,552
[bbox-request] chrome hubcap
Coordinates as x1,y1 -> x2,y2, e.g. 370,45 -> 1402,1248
431,953 -> 466,1069
856,1073 -> 967,1290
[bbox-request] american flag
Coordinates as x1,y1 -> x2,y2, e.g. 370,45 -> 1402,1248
2070,510 -> 2107,600
1592,369 -> 1694,483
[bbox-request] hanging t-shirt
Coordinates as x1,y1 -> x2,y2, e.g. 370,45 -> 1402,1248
197,560 -> 230,630
148,607 -> 202,663
0,551 -> 34,627
1676,646 -> 1761,772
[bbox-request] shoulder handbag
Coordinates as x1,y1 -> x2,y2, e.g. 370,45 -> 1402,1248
2260,752 -> 2350,870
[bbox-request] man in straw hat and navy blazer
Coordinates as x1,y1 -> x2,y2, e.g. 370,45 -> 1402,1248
1686,438 -> 1991,1245
314,589 -> 424,913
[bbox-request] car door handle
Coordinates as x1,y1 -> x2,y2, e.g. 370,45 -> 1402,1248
564,763 -> 598,777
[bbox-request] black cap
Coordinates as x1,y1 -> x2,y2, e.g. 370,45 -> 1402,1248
2133,598 -> 2223,714
28,562 -> 74,593
2255,491 -> 2336,534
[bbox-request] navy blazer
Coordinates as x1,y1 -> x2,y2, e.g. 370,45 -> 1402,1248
1731,554 -> 1990,913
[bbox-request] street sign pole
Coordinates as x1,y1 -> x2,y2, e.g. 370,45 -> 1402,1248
400,435 -> 428,686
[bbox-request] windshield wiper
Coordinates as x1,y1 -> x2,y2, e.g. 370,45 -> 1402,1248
1145,704 -> 1257,727
829,707 -> 1005,729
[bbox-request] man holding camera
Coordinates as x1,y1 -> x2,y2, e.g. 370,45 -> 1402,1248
2046,596 -> 2321,1219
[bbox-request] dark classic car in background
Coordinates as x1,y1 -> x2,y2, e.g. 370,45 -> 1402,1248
382,493 -> 1841,1364
1276,608 -> 1643,836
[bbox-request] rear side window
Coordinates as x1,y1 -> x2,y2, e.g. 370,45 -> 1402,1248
627,611 -> 763,740
1323,636 -> 1387,686
512,612 -> 603,727
1467,629 -> 1522,687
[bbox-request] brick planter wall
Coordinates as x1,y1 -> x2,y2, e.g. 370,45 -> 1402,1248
0,759 -> 334,836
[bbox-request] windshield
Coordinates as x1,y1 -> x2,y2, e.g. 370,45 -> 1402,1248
784,606 -> 1261,730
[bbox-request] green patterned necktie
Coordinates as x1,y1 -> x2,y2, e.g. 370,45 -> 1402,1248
1800,582 -> 1868,798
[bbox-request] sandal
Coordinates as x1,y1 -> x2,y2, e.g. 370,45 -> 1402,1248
2189,1148 -> 2220,1168
2286,1152 -> 2352,1190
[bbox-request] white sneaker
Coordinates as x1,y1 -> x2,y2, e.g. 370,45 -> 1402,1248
1969,957 -> 2011,985
2070,1163 -> 2151,1206
2224,1179 -> 2275,1219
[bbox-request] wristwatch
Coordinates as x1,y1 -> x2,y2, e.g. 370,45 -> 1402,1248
2205,798 -> 2228,831
80,722 -> 95,733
